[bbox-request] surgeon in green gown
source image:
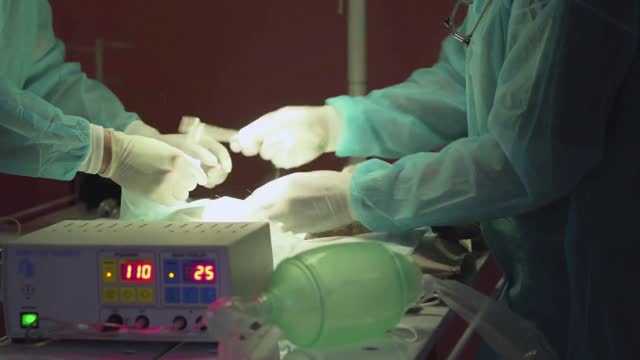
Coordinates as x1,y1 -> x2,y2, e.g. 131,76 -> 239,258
0,0 -> 232,205
233,0 -> 640,358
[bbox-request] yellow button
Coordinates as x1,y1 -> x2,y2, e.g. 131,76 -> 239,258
102,287 -> 118,303
120,287 -> 136,304
137,287 -> 154,304
102,259 -> 117,283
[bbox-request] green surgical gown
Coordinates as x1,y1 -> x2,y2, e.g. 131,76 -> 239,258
326,0 -> 598,356
0,0 -> 139,180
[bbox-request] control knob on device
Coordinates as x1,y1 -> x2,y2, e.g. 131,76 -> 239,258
134,315 -> 150,329
103,314 -> 123,332
173,315 -> 187,330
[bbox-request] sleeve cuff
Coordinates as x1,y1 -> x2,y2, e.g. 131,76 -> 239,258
349,159 -> 407,233
124,120 -> 160,137
325,95 -> 366,157
78,124 -> 104,174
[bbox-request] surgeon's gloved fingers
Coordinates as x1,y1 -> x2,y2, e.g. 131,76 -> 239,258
165,168 -> 195,202
202,124 -> 238,143
167,168 -> 198,195
244,193 -> 274,218
203,166 -> 229,188
247,175 -> 290,200
173,155 -> 208,186
232,131 -> 263,157
247,206 -> 281,226
180,143 -> 219,167
201,138 -> 233,173
172,187 -> 189,203
230,124 -> 260,156
264,206 -> 312,234
271,146 -> 316,170
146,185 -> 180,206
245,197 -> 295,229
241,202 -> 265,223
230,135 -> 261,157
179,173 -> 199,192
258,138 -> 282,162
232,113 -> 277,156
259,138 -> 297,169
271,151 -> 305,170
229,139 -> 242,154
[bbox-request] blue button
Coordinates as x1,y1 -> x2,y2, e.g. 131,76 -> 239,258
165,287 -> 180,304
200,287 -> 217,304
182,287 -> 199,304
164,259 -> 181,284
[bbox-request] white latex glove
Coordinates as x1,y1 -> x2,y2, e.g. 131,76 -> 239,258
230,106 -> 343,169
155,134 -> 232,188
126,121 -> 232,188
245,171 -> 354,234
100,131 -> 207,205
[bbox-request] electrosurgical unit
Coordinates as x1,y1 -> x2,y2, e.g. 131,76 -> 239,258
1,220 -> 272,342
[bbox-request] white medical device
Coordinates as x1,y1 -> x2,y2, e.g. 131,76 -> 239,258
1,220 -> 272,342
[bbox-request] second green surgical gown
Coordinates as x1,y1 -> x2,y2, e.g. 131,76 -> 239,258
0,0 -> 139,180
326,0 -> 602,356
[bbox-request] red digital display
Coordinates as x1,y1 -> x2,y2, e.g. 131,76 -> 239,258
184,262 -> 216,283
120,261 -> 154,283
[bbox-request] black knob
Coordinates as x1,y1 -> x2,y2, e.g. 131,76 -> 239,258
103,313 -> 124,332
134,315 -> 150,329
195,315 -> 207,332
173,315 -> 187,330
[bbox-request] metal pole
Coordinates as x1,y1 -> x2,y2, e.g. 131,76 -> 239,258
346,0 -> 368,167
348,0 -> 367,96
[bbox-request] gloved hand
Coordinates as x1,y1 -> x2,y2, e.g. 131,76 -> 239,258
152,134 -> 231,188
245,171 -> 354,234
125,121 -> 232,188
100,130 -> 207,205
230,106 -> 343,169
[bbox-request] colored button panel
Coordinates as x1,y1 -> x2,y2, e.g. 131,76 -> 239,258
182,287 -> 199,304
102,287 -> 118,303
164,259 -> 180,284
165,287 -> 180,304
200,287 -> 217,304
137,287 -> 154,304
101,259 -> 117,283
120,287 -> 136,304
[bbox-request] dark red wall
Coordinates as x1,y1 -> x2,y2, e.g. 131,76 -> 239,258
1,0 -> 453,214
